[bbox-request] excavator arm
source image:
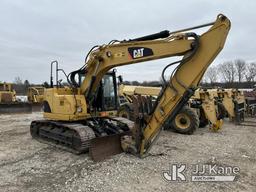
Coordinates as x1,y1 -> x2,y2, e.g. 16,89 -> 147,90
80,14 -> 230,157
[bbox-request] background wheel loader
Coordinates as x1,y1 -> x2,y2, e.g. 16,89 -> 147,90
117,83 -> 199,134
30,14 -> 231,161
117,84 -> 228,132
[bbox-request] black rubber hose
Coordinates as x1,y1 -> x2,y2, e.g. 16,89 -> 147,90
127,30 -> 170,42
149,33 -> 199,115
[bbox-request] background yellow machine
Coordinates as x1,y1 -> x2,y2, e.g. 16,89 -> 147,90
30,14 -> 230,161
27,87 -> 45,103
118,84 -> 229,131
0,83 -> 32,113
217,88 -> 246,123
0,83 -> 16,103
118,83 -> 160,119
118,83 -> 199,134
189,88 -> 225,130
27,86 -> 45,112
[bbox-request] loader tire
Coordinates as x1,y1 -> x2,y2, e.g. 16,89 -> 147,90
117,104 -> 134,121
171,106 -> 199,134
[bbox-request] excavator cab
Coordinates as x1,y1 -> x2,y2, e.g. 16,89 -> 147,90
91,71 -> 118,113
78,70 -> 119,115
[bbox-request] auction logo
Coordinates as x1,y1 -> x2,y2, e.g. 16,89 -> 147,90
163,162 -> 240,182
163,164 -> 187,182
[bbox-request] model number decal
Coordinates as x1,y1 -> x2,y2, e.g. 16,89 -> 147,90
128,47 -> 153,59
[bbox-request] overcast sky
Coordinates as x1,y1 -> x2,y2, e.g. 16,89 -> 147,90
0,0 -> 255,84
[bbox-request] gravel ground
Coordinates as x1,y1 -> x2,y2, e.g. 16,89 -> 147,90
0,112 -> 255,192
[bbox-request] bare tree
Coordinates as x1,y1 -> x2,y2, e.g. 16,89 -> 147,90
219,61 -> 236,83
234,59 -> 246,82
13,76 -> 23,84
205,66 -> 218,83
245,62 -> 256,82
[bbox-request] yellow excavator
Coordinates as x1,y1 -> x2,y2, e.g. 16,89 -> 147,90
30,14 -> 230,161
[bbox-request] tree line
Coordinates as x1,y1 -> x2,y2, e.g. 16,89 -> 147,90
125,59 -> 256,89
204,59 -> 256,84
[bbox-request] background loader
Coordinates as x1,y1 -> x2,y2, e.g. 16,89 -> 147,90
118,83 -> 199,134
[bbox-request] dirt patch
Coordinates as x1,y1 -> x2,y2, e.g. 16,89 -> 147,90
0,113 -> 255,192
